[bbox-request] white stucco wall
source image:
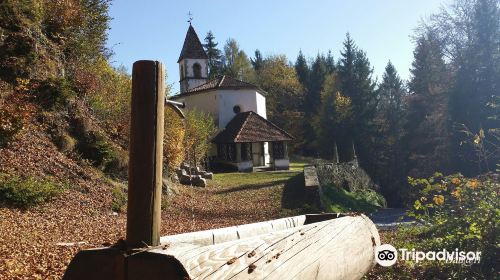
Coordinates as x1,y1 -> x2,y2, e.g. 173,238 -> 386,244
273,159 -> 290,170
236,161 -> 253,172
173,91 -> 219,124
179,58 -> 209,93
217,90 -> 267,128
256,93 -> 267,119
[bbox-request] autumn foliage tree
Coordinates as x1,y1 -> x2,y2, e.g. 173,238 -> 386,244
163,106 -> 186,173
184,110 -> 217,169
255,55 -> 305,153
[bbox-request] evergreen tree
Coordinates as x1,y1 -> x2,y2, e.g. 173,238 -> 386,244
251,49 -> 264,72
203,31 -> 223,78
303,54 -> 327,154
325,50 -> 336,74
337,33 -> 377,163
374,61 -> 407,204
405,32 -> 452,178
307,54 -> 327,115
222,38 -> 255,82
294,50 -> 310,89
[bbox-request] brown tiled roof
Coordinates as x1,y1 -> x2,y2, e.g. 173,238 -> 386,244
178,25 -> 208,62
212,111 -> 294,143
170,75 -> 263,99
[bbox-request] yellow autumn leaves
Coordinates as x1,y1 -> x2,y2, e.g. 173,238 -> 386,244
433,195 -> 445,206
412,175 -> 483,210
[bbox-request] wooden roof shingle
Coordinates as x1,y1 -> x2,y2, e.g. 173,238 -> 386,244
212,111 -> 294,143
170,75 -> 263,99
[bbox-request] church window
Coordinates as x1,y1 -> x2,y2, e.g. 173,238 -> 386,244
193,63 -> 202,78
217,143 -> 236,162
180,65 -> 184,79
233,105 -> 241,114
272,142 -> 285,159
241,143 -> 252,161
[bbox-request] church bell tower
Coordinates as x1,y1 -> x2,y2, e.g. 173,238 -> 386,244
178,24 -> 209,93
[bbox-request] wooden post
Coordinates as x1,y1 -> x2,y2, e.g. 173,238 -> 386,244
127,60 -> 165,248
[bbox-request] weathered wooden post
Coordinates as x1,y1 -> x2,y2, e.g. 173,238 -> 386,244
127,60 -> 164,248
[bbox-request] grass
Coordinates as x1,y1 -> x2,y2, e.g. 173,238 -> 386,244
213,171 -> 301,188
288,155 -> 314,171
321,184 -> 386,213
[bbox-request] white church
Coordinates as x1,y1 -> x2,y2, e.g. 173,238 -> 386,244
170,24 -> 293,172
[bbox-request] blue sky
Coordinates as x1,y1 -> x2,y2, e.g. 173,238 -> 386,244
107,0 -> 448,94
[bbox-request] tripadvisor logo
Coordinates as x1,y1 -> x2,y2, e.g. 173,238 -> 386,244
375,244 -> 482,267
375,244 -> 398,267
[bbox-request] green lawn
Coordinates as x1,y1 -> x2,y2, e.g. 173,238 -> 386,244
288,156 -> 315,171
213,170 -> 301,187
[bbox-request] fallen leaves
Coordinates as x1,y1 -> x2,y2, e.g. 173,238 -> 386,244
0,104 -> 303,279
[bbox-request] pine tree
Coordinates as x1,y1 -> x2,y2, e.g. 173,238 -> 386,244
251,49 -> 264,72
302,54 -> 327,154
374,61 -> 407,204
294,50 -> 310,89
405,32 -> 452,178
325,50 -> 336,74
203,31 -> 223,78
337,33 -> 377,163
307,54 -> 327,116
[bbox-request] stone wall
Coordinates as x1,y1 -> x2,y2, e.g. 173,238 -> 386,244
315,160 -> 379,192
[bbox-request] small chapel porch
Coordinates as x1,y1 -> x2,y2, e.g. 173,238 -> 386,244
211,111 -> 294,172
214,141 -> 291,172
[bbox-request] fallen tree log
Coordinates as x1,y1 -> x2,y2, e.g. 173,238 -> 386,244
64,213 -> 380,280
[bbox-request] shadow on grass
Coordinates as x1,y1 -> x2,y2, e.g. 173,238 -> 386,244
213,179 -> 289,194
281,173 -> 320,212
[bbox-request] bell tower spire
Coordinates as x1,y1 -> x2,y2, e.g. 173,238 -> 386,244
178,22 -> 208,93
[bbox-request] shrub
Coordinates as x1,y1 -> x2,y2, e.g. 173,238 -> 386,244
407,173 -> 499,277
163,105 -> 185,173
75,58 -> 131,137
111,183 -> 127,212
104,148 -> 128,177
55,131 -> 77,152
77,131 -> 116,170
36,77 -> 75,109
184,110 -> 217,168
0,173 -> 64,208
321,184 -> 386,213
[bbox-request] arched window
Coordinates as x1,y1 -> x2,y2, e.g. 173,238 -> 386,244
193,63 -> 202,78
180,65 -> 184,79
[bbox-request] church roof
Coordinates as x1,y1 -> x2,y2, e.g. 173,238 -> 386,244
170,75 -> 264,99
178,25 -> 208,62
212,111 -> 294,143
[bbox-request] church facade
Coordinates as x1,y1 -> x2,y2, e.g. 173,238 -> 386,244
170,25 -> 293,172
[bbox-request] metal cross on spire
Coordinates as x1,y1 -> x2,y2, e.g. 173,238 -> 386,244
187,11 -> 193,25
